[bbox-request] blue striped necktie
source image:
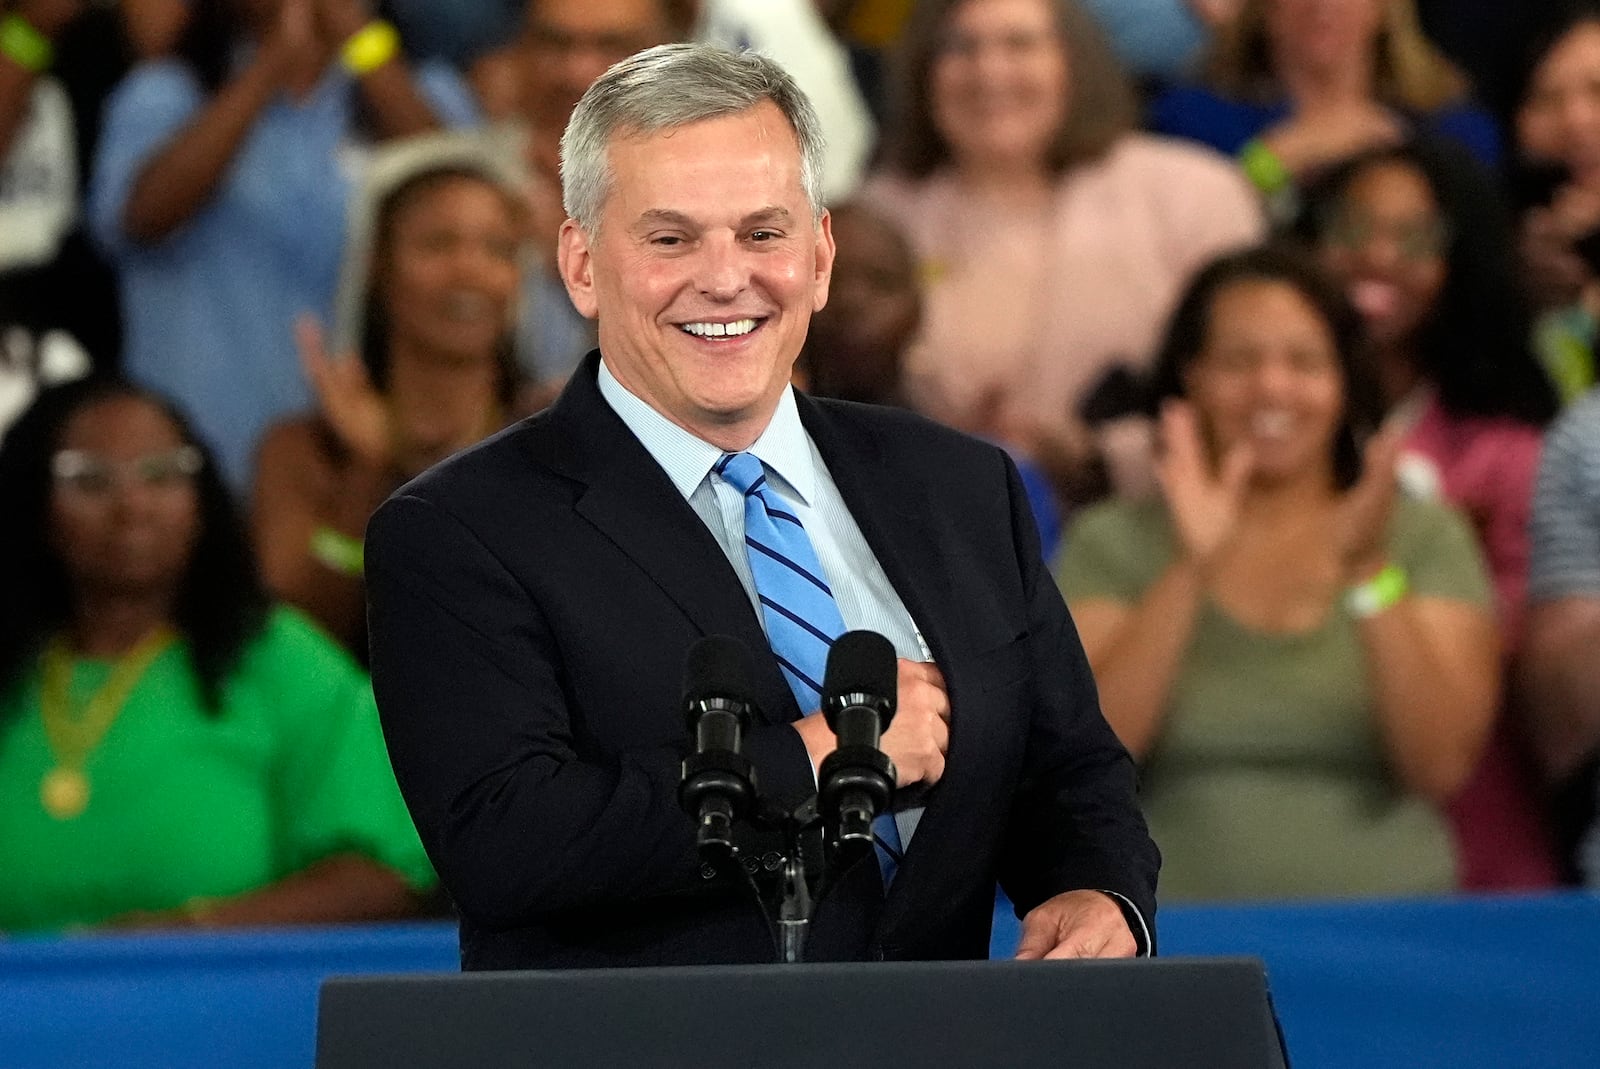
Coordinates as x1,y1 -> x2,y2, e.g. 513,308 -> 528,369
715,452 -> 903,881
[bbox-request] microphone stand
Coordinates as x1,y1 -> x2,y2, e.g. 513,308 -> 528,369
773,799 -> 819,965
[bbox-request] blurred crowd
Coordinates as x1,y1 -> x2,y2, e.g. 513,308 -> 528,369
5,0 -> 1600,935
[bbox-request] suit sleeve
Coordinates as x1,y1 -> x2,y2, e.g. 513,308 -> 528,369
992,455 -> 1161,938
365,492 -> 807,930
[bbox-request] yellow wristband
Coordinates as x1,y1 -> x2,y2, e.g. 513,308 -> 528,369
0,13 -> 53,73
1238,137 -> 1291,196
340,19 -> 400,77
1345,563 -> 1408,619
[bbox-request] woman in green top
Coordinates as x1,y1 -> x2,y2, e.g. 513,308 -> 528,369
0,377 -> 435,933
1055,246 -> 1499,901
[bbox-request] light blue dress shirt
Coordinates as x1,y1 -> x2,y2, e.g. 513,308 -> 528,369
597,359 -> 926,845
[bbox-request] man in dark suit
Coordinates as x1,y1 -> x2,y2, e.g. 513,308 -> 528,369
366,43 -> 1159,970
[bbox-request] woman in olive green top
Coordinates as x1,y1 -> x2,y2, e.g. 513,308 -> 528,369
1056,247 -> 1499,901
0,378 -> 434,933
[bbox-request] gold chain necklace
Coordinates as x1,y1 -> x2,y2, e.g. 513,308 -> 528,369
38,627 -> 175,820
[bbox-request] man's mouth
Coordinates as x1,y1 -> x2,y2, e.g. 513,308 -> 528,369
679,318 -> 760,339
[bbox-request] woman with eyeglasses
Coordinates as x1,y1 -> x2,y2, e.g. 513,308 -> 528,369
1298,138 -> 1562,889
0,377 -> 435,933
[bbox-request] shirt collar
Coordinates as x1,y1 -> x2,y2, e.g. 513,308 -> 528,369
596,357 -> 817,505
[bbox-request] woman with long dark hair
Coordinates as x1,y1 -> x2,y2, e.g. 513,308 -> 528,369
251,136 -> 523,659
0,377 -> 433,932
1300,139 -> 1562,890
1055,246 -> 1499,900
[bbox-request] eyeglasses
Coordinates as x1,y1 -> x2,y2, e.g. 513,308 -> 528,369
935,28 -> 1061,61
51,446 -> 203,496
1321,212 -> 1453,262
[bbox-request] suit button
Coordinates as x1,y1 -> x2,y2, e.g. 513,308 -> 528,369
761,852 -> 783,872
740,854 -> 761,875
700,863 -> 717,880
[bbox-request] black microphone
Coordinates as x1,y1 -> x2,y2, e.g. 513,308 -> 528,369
817,631 -> 898,861
677,635 -> 759,856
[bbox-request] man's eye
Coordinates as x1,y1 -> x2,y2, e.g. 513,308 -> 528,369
749,230 -> 779,242
652,235 -> 684,247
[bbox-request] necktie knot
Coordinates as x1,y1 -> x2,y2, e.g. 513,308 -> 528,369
716,452 -> 766,497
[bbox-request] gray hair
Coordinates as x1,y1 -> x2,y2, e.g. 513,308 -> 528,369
559,43 -> 827,232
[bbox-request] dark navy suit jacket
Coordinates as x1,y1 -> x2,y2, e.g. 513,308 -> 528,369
366,352 -> 1159,970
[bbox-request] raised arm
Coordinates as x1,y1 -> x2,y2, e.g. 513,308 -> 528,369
1336,435 -> 1498,803
1069,402 -> 1251,758
313,0 -> 441,139
118,0 -> 313,242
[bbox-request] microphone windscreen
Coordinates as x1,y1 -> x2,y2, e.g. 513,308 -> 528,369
682,634 -> 757,705
823,630 -> 897,704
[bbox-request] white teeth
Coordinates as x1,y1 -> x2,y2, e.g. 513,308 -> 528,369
681,319 -> 757,338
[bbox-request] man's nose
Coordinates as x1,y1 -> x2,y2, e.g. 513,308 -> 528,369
695,235 -> 748,300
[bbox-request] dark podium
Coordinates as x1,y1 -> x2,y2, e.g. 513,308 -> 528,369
316,956 -> 1289,1068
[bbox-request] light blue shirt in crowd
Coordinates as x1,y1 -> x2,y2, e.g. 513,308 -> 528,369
88,56 -> 479,489
597,359 -> 927,845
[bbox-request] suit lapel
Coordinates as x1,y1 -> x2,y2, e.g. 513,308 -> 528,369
797,397 -> 960,669
539,355 -> 799,723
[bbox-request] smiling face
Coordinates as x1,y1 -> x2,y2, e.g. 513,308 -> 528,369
1518,21 -> 1600,189
1318,159 -> 1448,350
557,101 -> 835,449
929,0 -> 1069,174
1186,278 -> 1346,487
378,174 -> 522,364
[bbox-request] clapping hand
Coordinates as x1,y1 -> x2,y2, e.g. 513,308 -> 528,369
295,314 -> 391,468
1333,425 -> 1403,580
1520,182 -> 1600,309
1154,400 -> 1253,574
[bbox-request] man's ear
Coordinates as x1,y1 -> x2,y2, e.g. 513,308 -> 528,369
557,219 -> 600,320
811,208 -> 836,313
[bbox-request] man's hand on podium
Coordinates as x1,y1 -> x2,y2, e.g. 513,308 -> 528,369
1013,890 -> 1138,960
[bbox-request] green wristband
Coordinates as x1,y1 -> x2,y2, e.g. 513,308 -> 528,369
1238,137 -> 1291,196
0,14 -> 53,74
310,526 -> 365,577
1345,563 -> 1408,619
